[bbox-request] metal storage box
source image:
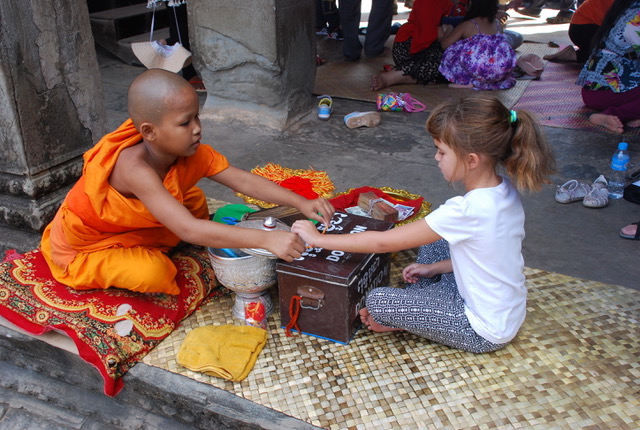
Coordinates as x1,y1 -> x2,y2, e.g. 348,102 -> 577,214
276,212 -> 393,344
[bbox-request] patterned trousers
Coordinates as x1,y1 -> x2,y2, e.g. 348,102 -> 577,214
365,239 -> 508,353
392,39 -> 447,85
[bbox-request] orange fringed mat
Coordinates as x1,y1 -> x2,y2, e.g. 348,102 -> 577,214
235,163 -> 336,208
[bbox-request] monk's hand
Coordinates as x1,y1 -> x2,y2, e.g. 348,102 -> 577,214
297,198 -> 335,228
266,231 -> 306,262
291,220 -> 322,248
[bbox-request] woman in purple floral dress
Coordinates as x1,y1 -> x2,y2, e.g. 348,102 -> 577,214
439,0 -> 517,90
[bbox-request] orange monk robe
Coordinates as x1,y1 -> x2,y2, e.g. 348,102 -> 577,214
41,119 -> 230,295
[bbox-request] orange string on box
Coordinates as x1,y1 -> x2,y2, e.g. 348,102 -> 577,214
285,295 -> 302,337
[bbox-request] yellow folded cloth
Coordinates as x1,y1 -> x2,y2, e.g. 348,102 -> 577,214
177,325 -> 267,382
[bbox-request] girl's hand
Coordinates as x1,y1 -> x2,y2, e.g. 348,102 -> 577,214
297,199 -> 335,228
402,263 -> 439,283
291,220 -> 322,248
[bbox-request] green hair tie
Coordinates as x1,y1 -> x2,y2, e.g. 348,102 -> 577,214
509,110 -> 518,124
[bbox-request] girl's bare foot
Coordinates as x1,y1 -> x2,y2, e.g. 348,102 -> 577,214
448,83 -> 474,88
626,119 -> 640,128
359,308 -> 404,333
589,113 -> 624,133
543,45 -> 577,62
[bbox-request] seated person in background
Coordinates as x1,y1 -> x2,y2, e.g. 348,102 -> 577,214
439,0 -> 517,89
370,0 -> 452,91
543,0 -> 615,63
40,69 -> 335,295
576,0 -> 640,133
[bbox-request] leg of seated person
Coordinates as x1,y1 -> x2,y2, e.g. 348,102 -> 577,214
597,87 -> 640,125
64,247 -> 180,294
582,87 -> 640,133
569,23 -> 599,63
543,45 -> 577,62
503,30 -> 523,50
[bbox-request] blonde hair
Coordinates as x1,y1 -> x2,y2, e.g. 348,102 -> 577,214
426,95 -> 555,192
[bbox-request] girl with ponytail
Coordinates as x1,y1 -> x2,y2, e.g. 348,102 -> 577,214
292,95 -> 555,354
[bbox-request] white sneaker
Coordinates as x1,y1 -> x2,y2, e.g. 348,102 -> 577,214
343,111 -> 381,129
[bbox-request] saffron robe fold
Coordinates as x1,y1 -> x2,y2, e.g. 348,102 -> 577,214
41,119 -> 229,294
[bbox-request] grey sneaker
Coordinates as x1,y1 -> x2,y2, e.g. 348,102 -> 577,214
555,179 -> 591,203
583,175 -> 609,208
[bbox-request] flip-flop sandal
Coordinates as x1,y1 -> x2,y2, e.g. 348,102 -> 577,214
620,221 -> 640,240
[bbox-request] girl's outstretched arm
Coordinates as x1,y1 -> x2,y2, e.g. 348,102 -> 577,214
291,217 -> 442,254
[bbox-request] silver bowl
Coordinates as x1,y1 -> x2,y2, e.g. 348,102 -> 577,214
208,247 -> 276,319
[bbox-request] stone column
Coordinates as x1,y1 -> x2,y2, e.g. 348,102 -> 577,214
0,0 -> 106,252
189,0 -> 316,131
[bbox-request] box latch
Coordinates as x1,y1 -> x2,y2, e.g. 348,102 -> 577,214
297,286 -> 324,310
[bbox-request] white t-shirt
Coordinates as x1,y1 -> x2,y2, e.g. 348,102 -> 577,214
425,177 -> 526,344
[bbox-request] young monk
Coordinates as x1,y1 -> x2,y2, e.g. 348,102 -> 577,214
40,69 -> 334,295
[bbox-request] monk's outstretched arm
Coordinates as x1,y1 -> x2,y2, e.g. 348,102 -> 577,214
116,160 -> 306,261
210,166 -> 335,226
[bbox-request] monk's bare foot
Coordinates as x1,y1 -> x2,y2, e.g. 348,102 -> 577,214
626,119 -> 640,128
543,45 -> 577,62
359,308 -> 403,333
449,83 -> 474,88
590,113 -> 624,133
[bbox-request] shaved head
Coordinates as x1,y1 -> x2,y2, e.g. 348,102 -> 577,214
127,69 -> 195,128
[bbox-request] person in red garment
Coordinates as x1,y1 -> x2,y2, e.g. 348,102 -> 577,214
41,69 -> 334,295
370,0 -> 453,91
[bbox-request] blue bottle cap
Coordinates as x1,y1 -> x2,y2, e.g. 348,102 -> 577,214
618,142 -> 628,150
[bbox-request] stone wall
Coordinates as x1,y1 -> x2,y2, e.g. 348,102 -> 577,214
190,0 -> 316,131
0,0 -> 105,251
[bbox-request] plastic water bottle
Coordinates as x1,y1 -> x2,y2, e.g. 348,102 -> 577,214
609,142 -> 630,199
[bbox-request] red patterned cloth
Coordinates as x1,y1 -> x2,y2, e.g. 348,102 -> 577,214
329,186 -> 424,223
0,246 -> 227,396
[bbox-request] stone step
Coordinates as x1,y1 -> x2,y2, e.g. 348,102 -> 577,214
90,3 -> 169,65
